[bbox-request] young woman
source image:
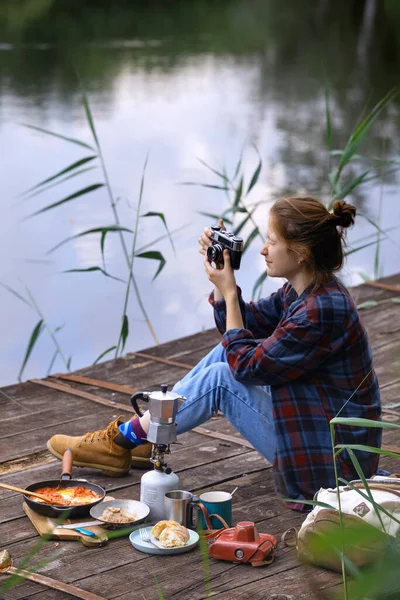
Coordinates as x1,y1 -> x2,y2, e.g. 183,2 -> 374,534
48,196 -> 382,510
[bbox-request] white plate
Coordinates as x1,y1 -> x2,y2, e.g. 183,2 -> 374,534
129,526 -> 199,555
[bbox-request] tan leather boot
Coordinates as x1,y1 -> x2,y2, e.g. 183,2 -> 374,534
131,443 -> 152,469
47,416 -> 131,477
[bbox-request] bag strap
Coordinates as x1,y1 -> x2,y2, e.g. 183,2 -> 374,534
194,503 -> 230,540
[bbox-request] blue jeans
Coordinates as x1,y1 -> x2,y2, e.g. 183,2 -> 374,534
173,343 -> 276,463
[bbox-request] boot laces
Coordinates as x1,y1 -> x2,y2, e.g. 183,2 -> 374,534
82,416 -> 122,449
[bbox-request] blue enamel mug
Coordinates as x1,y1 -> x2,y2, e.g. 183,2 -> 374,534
197,491 -> 233,530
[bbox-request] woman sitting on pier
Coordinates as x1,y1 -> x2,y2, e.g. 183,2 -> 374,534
48,196 -> 382,510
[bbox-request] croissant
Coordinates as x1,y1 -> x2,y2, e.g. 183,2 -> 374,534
151,520 -> 190,548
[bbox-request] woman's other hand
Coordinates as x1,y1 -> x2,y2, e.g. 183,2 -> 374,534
204,249 -> 237,299
198,218 -> 225,256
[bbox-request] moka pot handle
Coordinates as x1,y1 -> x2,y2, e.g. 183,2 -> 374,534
130,392 -> 149,417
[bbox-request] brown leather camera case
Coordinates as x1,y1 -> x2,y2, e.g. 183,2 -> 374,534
208,521 -> 278,567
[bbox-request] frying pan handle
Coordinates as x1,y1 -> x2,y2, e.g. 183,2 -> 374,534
61,448 -> 73,480
130,392 -> 149,417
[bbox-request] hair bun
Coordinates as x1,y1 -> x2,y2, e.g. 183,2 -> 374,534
332,200 -> 356,228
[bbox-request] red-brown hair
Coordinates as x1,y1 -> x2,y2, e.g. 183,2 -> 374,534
270,196 -> 356,289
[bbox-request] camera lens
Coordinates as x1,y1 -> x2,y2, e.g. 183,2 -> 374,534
207,244 -> 223,262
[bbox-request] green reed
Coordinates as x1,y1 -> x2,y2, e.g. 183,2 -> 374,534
186,87 -> 400,300
2,89 -> 178,378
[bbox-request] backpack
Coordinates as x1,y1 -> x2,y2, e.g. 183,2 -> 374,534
296,477 -> 400,571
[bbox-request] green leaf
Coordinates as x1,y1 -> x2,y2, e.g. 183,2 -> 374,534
47,350 -> 59,376
48,225 -> 133,255
180,182 -> 229,191
325,86 -> 333,151
232,175 -> 244,210
197,211 -> 233,225
252,270 -> 268,300
63,266 -> 125,283
93,346 -> 117,365
82,92 -> 99,147
120,315 -> 129,353
335,444 -> 400,459
335,87 -> 399,180
20,122 -> 96,151
18,320 -> 44,381
357,300 -> 378,310
141,211 -> 175,254
22,167 -> 99,202
243,227 -> 259,252
27,183 -> 105,218
345,239 -> 385,257
233,206 -> 257,236
0,281 -> 31,306
197,157 -> 229,182
135,251 -> 166,281
20,156 -> 97,197
392,297 -> 400,304
330,417 -> 400,429
246,156 -> 262,195
232,150 -> 243,181
333,170 -> 370,200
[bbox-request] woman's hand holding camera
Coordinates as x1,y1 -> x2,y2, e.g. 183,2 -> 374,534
198,218 -> 225,257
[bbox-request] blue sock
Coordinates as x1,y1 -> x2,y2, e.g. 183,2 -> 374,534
118,418 -> 148,445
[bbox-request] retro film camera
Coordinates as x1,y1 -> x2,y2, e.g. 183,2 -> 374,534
206,225 -> 244,270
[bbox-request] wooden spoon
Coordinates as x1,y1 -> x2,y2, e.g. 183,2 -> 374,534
0,483 -> 67,505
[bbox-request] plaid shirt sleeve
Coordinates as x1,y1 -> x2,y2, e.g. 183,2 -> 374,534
209,284 -> 287,338
221,299 -> 335,386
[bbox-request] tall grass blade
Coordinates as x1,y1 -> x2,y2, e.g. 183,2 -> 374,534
330,417 -> 400,429
154,576 -> 165,600
20,122 -> 96,151
325,86 -> 333,151
20,156 -> 97,196
180,182 -> 229,191
346,450 -> 386,532
115,154 -> 150,357
93,346 -> 117,365
335,444 -> 400,459
197,157 -> 229,182
46,349 -> 59,376
141,211 -> 176,253
243,228 -> 259,252
47,225 -> 133,255
246,155 -> 262,194
63,266 -> 125,283
333,170 -> 370,200
252,270 -> 268,300
335,87 -> 398,181
27,183 -> 105,218
0,282 -> 31,306
136,251 -> 166,281
345,239 -> 385,257
246,162 -> 262,196
120,315 -> 129,353
22,167 -> 99,202
232,150 -> 243,181
82,92 -> 100,147
18,319 -> 44,381
232,175 -> 243,210
198,211 -> 233,225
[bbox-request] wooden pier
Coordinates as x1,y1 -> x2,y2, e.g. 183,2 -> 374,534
1,275 -> 400,600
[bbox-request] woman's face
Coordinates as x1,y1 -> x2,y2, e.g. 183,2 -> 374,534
260,217 -> 302,279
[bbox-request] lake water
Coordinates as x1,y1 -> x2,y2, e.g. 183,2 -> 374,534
1,0 -> 400,386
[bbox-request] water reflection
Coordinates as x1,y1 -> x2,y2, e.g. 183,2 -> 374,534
1,0 -> 400,386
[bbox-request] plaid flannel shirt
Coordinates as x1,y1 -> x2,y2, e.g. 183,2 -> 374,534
209,277 -> 382,510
